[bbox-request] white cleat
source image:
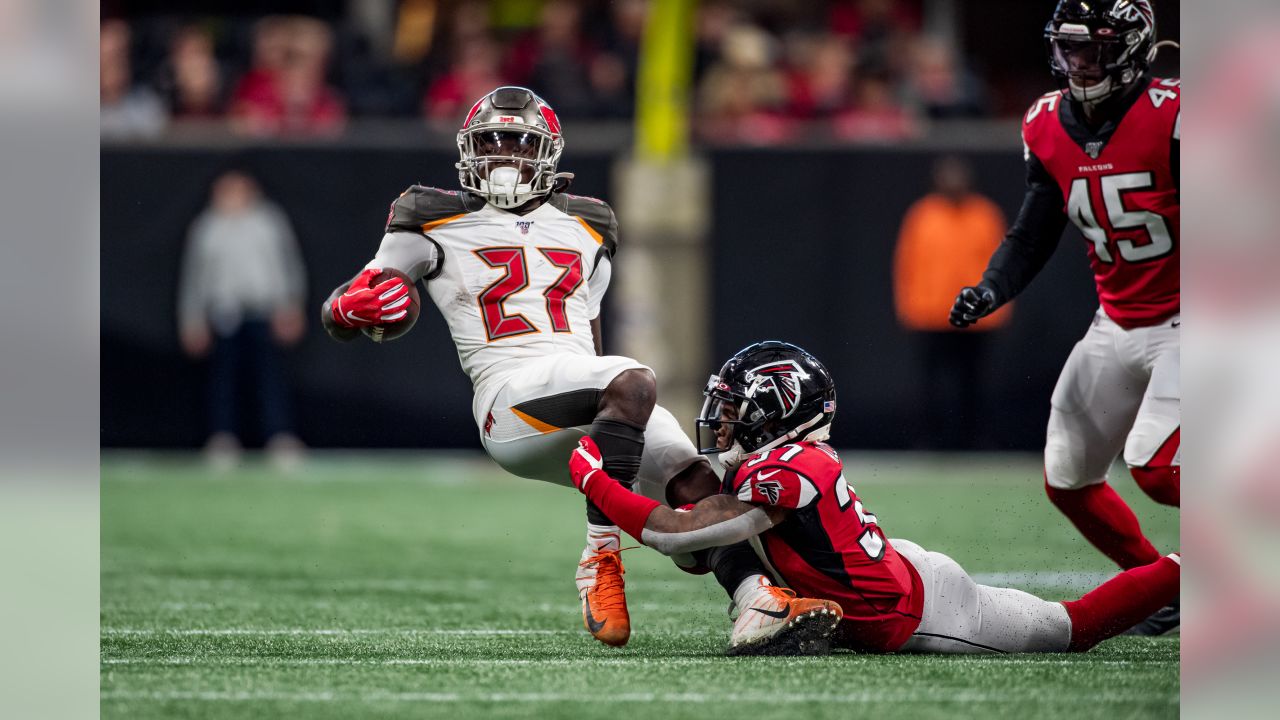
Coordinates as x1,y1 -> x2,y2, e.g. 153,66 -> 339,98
727,579 -> 843,656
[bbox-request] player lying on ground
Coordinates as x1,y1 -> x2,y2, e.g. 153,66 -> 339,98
568,341 -> 1180,654
321,85 -> 821,652
949,0 -> 1180,635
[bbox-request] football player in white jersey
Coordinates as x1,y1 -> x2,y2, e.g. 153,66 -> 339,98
322,87 -> 829,652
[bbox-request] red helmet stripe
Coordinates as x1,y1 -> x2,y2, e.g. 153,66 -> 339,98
462,98 -> 485,129
538,103 -> 562,136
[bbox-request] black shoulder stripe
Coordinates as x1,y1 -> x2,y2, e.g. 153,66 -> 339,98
385,186 -> 480,235
552,192 -> 619,257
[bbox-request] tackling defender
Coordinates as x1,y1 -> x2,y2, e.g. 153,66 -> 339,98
321,86 -> 826,651
569,341 -> 1180,654
949,0 -> 1179,633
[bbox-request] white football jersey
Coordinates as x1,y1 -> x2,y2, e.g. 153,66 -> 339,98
364,186 -> 618,420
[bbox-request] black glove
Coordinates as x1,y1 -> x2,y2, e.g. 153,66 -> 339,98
949,284 -> 999,328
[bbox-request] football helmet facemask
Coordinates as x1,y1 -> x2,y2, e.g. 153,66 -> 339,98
696,341 -> 837,468
456,86 -> 571,209
1044,0 -> 1156,107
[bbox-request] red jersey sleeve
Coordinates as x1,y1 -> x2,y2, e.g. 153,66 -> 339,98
729,442 -> 841,509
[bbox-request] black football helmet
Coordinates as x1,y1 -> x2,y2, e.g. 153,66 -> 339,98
1045,0 -> 1156,106
696,341 -> 837,464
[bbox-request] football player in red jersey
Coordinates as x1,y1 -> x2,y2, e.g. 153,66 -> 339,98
949,0 -> 1179,634
569,341 -> 1181,654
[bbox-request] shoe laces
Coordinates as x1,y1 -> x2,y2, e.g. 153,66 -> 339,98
762,585 -> 797,606
581,547 -> 633,612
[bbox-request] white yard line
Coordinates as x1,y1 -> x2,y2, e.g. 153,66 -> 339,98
107,570 -> 1116,593
102,656 -> 1176,668
103,628 -> 578,637
100,688 -> 1175,705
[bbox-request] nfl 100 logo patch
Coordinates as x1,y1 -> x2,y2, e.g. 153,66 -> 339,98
515,220 -> 533,235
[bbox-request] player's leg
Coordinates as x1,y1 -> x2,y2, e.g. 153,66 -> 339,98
1062,553 -> 1181,650
895,539 -> 1070,653
1044,315 -> 1162,569
1125,337 -> 1180,507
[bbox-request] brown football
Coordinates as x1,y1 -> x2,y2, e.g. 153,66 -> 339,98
360,268 -> 420,343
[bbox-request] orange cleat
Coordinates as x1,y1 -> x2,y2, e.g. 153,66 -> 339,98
577,548 -> 631,647
727,580 -> 843,656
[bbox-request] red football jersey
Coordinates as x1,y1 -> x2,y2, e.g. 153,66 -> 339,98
727,441 -> 924,651
1022,78 -> 1181,328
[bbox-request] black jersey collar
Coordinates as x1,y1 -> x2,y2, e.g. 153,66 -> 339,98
1058,75 -> 1149,159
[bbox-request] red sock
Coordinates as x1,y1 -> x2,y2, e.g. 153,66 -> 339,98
1130,465 -> 1180,506
1045,479 -> 1162,569
580,470 -> 661,541
1130,428 -> 1180,507
1063,554 -> 1180,651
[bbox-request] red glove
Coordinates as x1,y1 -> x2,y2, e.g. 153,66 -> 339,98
569,436 -> 660,540
569,436 -> 604,492
331,268 -> 410,328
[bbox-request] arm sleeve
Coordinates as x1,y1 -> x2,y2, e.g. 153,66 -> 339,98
1171,111 -> 1180,194
586,254 -> 612,319
364,232 -> 441,282
640,507 -> 774,555
979,151 -> 1068,305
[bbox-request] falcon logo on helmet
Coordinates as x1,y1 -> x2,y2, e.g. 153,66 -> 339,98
456,86 -> 574,209
695,341 -> 838,466
745,361 -> 811,419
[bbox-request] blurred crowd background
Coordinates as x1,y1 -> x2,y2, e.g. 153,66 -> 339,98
102,0 -> 1177,142
101,0 -> 1179,459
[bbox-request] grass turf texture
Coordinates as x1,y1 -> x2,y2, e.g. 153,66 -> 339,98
102,452 -> 1179,719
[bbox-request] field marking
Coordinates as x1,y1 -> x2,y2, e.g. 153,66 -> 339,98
105,570 -> 1117,593
103,628 -> 578,637
102,655 -> 1177,668
100,688 -> 1176,705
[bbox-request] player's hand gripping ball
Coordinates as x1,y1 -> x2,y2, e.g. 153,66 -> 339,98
569,436 -> 604,492
331,267 -> 420,342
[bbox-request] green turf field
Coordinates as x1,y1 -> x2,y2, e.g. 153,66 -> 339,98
102,452 -> 1179,719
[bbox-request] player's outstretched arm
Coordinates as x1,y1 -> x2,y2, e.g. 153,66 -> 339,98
950,153 -> 1067,328
569,437 -> 785,555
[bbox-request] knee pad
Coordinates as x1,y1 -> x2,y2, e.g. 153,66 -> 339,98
1129,465 -> 1180,506
1044,440 -> 1094,491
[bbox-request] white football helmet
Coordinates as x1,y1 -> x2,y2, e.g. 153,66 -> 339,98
456,86 -> 570,209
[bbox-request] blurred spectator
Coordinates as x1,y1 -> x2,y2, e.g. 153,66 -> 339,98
834,73 -> 916,140
784,34 -> 855,119
423,35 -> 507,125
893,156 -> 1009,449
506,0 -> 598,118
178,170 -> 307,469
230,17 -> 346,137
697,24 -> 791,144
902,36 -> 988,119
829,0 -> 918,78
100,20 -> 167,139
159,24 -> 225,120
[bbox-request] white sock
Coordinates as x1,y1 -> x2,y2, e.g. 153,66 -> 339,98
587,523 -> 621,551
732,574 -> 771,610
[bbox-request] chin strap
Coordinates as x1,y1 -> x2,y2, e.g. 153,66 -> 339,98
1147,40 -> 1180,64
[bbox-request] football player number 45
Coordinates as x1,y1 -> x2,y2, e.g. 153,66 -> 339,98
1067,172 -> 1175,263
474,247 -> 584,340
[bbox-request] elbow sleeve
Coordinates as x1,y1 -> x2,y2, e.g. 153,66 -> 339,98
640,508 -> 773,555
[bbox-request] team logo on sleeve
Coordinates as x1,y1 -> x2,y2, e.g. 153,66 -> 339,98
755,477 -> 784,504
745,361 -> 811,418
